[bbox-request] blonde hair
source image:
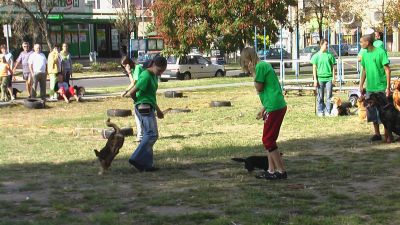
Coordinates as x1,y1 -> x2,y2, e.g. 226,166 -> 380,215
240,47 -> 259,74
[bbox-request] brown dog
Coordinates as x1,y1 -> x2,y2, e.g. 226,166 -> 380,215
393,80 -> 400,111
94,118 -> 125,175
357,98 -> 367,121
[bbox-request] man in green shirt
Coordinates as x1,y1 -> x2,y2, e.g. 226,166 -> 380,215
311,39 -> 337,116
128,56 -> 167,172
359,34 -> 391,142
374,31 -> 385,50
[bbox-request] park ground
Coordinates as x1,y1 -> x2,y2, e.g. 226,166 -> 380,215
0,83 -> 400,225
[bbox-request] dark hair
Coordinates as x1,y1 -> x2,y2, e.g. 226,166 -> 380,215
53,44 -> 59,48
148,55 -> 167,68
121,56 -> 135,68
376,32 -> 384,41
361,34 -> 374,46
319,39 -> 328,46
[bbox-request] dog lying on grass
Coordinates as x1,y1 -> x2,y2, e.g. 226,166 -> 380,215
94,118 -> 125,175
368,93 -> 400,143
330,97 -> 351,116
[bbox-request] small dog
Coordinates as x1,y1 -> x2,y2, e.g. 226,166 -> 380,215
231,156 -> 269,172
356,98 -> 367,121
368,93 -> 400,143
73,85 -> 85,97
331,97 -> 351,116
393,80 -> 400,111
6,88 -> 22,100
94,118 -> 125,175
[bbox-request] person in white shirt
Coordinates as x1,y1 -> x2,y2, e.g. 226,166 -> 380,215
28,44 -> 47,99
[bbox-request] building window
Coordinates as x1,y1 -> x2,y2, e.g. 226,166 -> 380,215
73,0 -> 79,7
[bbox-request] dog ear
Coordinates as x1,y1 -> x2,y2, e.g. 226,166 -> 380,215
94,149 -> 100,157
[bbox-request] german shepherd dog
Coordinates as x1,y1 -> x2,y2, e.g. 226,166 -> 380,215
94,118 -> 125,175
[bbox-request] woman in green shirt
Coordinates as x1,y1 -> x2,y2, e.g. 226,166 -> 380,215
240,47 -> 287,180
128,56 -> 167,172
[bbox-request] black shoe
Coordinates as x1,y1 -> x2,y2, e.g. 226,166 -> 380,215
370,135 -> 382,142
275,171 -> 288,179
255,171 -> 279,180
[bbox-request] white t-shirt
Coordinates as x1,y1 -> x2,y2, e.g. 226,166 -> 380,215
28,52 -> 47,73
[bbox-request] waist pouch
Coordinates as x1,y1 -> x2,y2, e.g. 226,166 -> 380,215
138,104 -> 152,115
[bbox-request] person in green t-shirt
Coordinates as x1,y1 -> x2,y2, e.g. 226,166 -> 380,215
311,39 -> 337,116
121,56 -> 145,142
240,47 -> 287,180
127,56 -> 167,172
359,34 -> 392,142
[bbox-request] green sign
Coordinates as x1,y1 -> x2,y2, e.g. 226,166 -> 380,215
48,14 -> 63,20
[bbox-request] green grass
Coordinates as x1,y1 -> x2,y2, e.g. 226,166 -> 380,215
0,87 -> 399,224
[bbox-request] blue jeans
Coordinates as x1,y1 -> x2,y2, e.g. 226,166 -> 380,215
129,105 -> 158,170
317,81 -> 333,114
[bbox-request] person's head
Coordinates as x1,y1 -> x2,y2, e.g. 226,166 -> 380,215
121,56 -> 135,72
240,47 -> 259,74
22,42 -> 30,51
319,39 -> 328,52
57,73 -> 64,82
0,44 -> 7,54
62,43 -> 68,52
1,56 -> 6,64
360,34 -> 374,49
34,44 -> 41,53
147,56 -> 167,76
53,44 -> 59,52
375,31 -> 383,41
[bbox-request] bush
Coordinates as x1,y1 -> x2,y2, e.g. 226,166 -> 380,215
72,63 -> 84,73
90,62 -> 121,72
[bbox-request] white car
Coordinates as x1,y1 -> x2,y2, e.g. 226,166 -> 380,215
161,54 -> 225,81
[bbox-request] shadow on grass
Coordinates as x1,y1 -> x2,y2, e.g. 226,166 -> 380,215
0,133 -> 399,225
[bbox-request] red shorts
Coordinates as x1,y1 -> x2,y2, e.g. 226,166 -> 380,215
262,106 -> 287,150
58,86 -> 76,100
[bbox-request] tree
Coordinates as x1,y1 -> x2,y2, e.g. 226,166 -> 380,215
113,0 -> 137,54
0,0 -> 56,49
152,0 -> 295,55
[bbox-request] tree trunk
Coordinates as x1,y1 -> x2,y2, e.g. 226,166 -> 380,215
318,21 -> 323,41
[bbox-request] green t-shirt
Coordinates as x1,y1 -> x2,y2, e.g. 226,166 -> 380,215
310,51 -> 336,82
254,61 -> 286,113
361,47 -> 389,92
373,40 -> 385,50
134,69 -> 158,108
132,64 -> 144,81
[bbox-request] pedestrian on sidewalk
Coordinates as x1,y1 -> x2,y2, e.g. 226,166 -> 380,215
311,39 -> 337,117
28,44 -> 47,99
0,56 -> 13,101
0,45 -> 15,100
128,56 -> 167,172
359,34 -> 392,142
60,43 -> 73,85
121,56 -> 145,142
240,47 -> 288,180
13,42 -> 33,97
48,44 -> 61,99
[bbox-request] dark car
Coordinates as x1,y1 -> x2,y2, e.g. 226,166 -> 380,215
260,48 -> 292,68
348,44 -> 361,56
330,44 -> 349,56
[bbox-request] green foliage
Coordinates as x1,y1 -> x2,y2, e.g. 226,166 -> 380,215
72,63 -> 84,73
90,62 -> 120,72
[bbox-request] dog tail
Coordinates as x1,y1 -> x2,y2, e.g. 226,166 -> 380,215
105,118 -> 121,133
231,158 -> 246,162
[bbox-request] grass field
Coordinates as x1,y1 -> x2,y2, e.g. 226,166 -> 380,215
0,86 -> 400,225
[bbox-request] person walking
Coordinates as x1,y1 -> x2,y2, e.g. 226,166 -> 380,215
59,43 -> 73,85
240,47 -> 287,180
311,39 -> 337,117
127,56 -> 167,172
0,56 -> 13,101
0,45 -> 15,100
121,56 -> 145,142
48,44 -> 61,100
13,42 -> 33,97
359,34 -> 391,142
28,44 -> 47,99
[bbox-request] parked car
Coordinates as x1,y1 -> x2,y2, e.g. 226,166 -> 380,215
161,54 -> 226,81
330,44 -> 349,56
348,44 -> 361,56
299,45 -> 339,65
210,49 -> 226,65
259,48 -> 292,68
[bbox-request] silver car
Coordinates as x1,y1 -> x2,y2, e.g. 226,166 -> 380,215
161,54 -> 225,81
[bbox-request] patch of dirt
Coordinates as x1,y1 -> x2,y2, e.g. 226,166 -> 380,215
0,180 -> 50,204
146,205 -> 220,216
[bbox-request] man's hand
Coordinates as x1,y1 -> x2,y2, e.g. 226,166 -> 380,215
157,110 -> 164,119
386,88 -> 391,97
359,85 -> 364,95
313,81 -> 319,88
12,76 -> 16,81
256,108 -> 265,120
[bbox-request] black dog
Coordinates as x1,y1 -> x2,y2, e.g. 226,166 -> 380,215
231,156 -> 269,172
368,93 -> 400,142
6,88 -> 22,100
94,118 -> 125,175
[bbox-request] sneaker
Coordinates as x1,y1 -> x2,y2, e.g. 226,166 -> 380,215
275,171 -> 288,179
370,134 -> 382,142
255,171 -> 279,180
317,112 -> 324,117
